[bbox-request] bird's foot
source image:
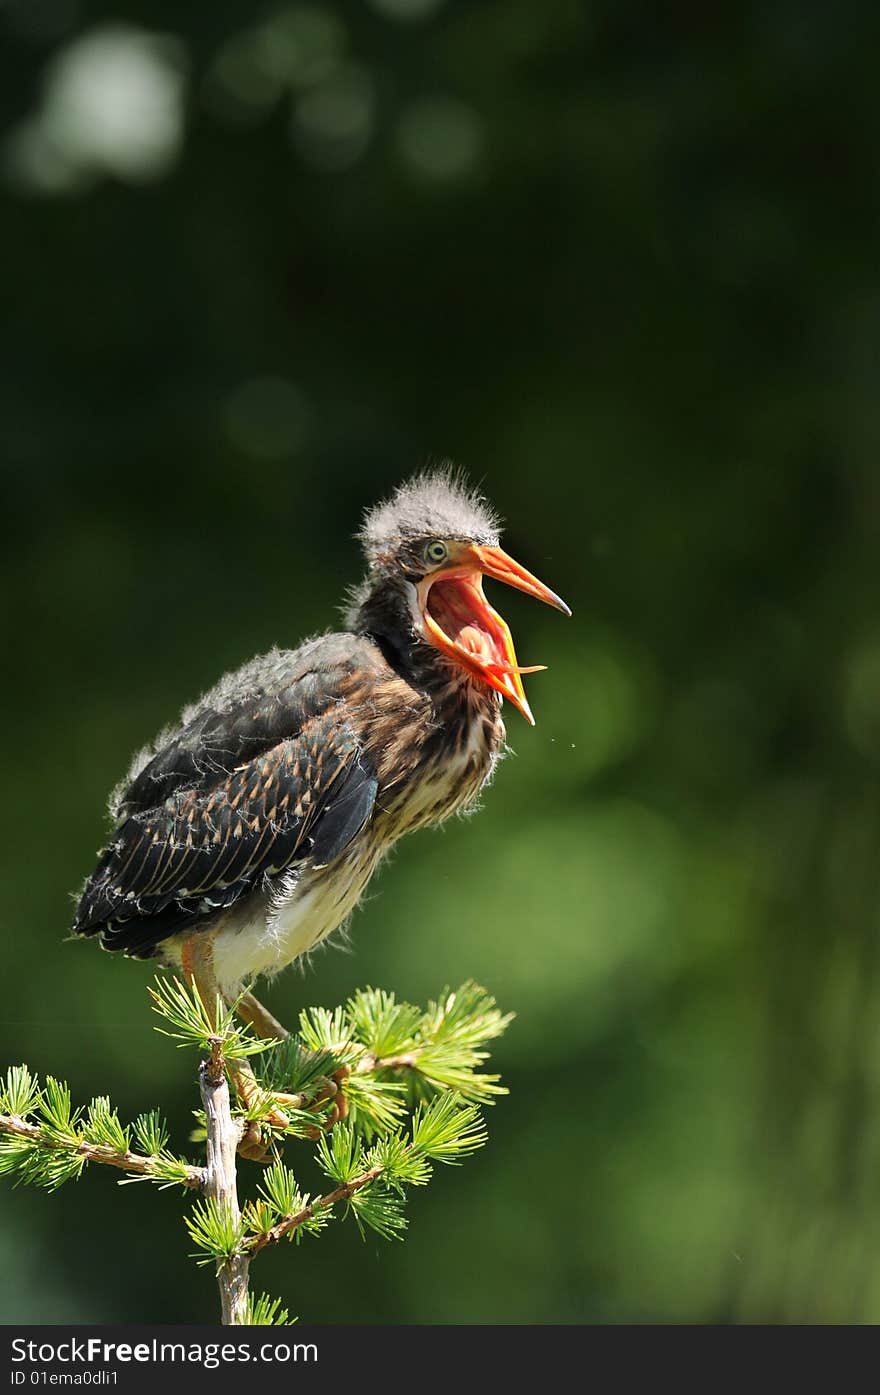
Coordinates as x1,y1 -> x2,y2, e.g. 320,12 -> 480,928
233,1067 -> 351,1160
238,1117 -> 279,1163
303,1064 -> 350,1137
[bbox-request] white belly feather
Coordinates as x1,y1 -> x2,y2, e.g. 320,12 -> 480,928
208,849 -> 380,993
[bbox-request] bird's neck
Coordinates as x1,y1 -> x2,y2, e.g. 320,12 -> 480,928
353,589 -> 502,727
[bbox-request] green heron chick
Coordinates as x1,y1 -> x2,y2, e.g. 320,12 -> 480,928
74,471 -> 569,1136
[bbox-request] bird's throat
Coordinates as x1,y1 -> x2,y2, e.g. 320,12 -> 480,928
420,574 -> 543,723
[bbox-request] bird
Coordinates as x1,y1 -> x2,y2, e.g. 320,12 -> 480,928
74,469 -> 569,1144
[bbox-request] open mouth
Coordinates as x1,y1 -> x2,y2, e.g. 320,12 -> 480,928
426,575 -> 512,671
417,544 -> 568,723
422,573 -> 537,720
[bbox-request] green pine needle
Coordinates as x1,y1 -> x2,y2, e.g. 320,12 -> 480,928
366,1132 -> 432,1189
185,1198 -> 246,1266
84,1096 -> 130,1153
41,1076 -> 78,1138
411,1093 -> 488,1163
133,1109 -> 170,1157
422,982 -> 513,1049
244,1291 -> 298,1326
342,1073 -> 407,1136
259,1039 -> 349,1096
297,1004 -> 351,1053
405,1040 -> 507,1104
316,1123 -> 365,1185
149,976 -> 274,1062
0,1064 -> 41,1119
349,1183 -> 408,1242
347,987 -> 422,1058
0,1136 -> 36,1179
258,1160 -> 302,1218
17,1141 -> 86,1192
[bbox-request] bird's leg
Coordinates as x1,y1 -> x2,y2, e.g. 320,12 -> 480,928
230,987 -> 350,1134
235,989 -> 289,1041
179,938 -> 289,1159
178,942 -> 347,1158
178,944 -> 349,1155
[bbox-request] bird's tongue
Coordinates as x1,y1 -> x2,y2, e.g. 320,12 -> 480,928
427,577 -> 510,669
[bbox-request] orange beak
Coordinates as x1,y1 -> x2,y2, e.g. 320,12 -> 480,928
417,543 -> 570,724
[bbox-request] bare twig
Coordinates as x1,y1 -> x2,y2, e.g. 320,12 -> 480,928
199,1037 -> 249,1325
0,1112 -> 205,1189
247,1164 -> 384,1253
357,1051 -> 419,1073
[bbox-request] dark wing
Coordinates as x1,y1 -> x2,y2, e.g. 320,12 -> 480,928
74,638 -> 380,957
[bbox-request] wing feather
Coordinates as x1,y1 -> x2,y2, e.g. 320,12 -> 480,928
75,639 -> 382,956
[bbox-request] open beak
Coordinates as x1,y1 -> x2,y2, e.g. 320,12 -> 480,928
417,543 -> 570,724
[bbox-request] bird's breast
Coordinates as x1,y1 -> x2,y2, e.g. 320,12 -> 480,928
373,692 -> 505,839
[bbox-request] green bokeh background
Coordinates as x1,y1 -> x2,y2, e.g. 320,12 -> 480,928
3,0 -> 880,1324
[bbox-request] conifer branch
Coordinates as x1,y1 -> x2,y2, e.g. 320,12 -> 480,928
0,1111 -> 205,1189
245,1093 -> 488,1252
1,978 -> 509,1324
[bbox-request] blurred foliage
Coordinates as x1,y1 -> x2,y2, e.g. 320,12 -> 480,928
2,0 -> 880,1324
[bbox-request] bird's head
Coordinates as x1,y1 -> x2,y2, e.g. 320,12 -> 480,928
349,468 -> 570,723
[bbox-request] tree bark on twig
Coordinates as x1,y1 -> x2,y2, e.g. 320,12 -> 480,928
246,1164 -> 384,1253
200,1039 -> 249,1325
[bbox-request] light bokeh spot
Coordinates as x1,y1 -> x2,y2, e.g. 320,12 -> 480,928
292,65 -> 374,170
4,25 -> 186,192
203,6 -> 346,126
369,0 -> 446,20
396,97 -> 485,181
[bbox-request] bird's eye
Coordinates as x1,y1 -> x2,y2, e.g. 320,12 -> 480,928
424,540 -> 449,566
